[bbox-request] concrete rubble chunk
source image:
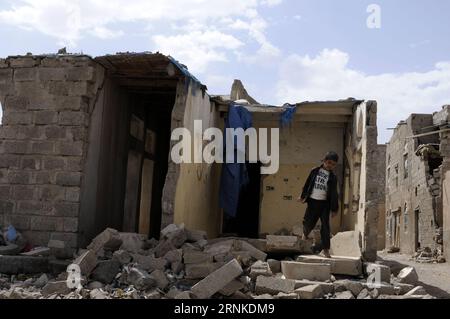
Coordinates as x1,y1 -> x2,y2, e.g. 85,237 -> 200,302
255,276 -> 296,295
246,239 -> 267,252
267,259 -> 281,274
126,267 -> 156,290
185,262 -> 225,279
91,260 -> 121,284
112,249 -> 132,265
150,269 -> 169,290
203,239 -> 235,257
164,249 -> 183,264
393,283 -> 415,295
235,240 -> 267,261
73,249 -> 97,276
87,228 -> 122,253
357,288 -> 370,299
34,274 -> 49,289
174,291 -> 193,299
132,254 -> 167,272
160,224 -> 187,248
183,251 -> 214,264
119,233 -> 146,254
90,288 -> 111,299
334,280 -> 363,296
330,231 -> 362,258
364,262 -> 391,283
335,291 -> 356,299
363,282 -> 396,295
276,292 -> 298,299
249,260 -> 273,279
42,281 -> 72,297
297,255 -> 362,276
404,286 -> 427,296
266,235 -> 306,253
397,266 -> 419,285
154,239 -> 177,258
281,261 -> 331,281
296,284 -> 324,299
219,280 -> 245,296
294,280 -> 334,294
191,259 -> 243,299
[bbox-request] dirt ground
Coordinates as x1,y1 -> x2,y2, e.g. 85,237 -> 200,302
378,251 -> 450,299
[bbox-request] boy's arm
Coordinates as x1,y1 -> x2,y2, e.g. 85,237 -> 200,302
298,170 -> 314,201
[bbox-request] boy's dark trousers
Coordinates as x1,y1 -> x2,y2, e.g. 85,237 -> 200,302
302,198 -> 331,250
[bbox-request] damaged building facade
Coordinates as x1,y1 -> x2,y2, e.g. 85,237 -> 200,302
385,106 -> 450,260
0,53 -> 382,262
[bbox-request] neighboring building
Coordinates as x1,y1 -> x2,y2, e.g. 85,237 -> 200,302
385,106 -> 450,257
0,52 -> 382,261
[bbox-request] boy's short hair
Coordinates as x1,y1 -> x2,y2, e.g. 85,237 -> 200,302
324,151 -> 339,162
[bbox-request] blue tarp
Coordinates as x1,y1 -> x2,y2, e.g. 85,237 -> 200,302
280,103 -> 297,127
219,103 -> 253,218
167,56 -> 204,96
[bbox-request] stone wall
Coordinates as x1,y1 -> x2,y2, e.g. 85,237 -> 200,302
0,55 -> 104,251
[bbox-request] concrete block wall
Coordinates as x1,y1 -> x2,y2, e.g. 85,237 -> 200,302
0,55 -> 104,250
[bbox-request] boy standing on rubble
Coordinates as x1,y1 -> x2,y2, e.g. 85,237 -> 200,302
297,151 -> 339,258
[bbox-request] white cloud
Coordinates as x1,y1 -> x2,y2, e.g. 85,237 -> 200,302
276,49 -> 450,143
153,30 -> 244,73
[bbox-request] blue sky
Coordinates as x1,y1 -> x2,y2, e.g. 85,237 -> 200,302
1,0 -> 449,143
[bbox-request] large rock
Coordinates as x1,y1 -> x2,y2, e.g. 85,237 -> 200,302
191,259 -> 243,299
255,276 -> 296,295
281,261 -> 331,281
297,255 -> 362,276
296,284 -> 324,299
91,260 -> 121,284
87,228 -> 122,253
330,231 -> 362,258
397,267 -> 419,285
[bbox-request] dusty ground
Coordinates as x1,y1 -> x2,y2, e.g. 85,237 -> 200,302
378,251 -> 450,299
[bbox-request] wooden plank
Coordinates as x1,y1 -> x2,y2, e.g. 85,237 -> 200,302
139,159 -> 155,236
123,150 -> 143,232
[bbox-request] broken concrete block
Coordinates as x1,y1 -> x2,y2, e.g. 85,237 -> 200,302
334,280 -> 363,296
219,280 -> 245,296
154,239 -> 176,258
255,276 -> 296,295
266,235 -> 302,253
126,267 -> 156,290
183,251 -> 214,264
191,259 -> 243,299
91,260 -> 121,284
393,283 -> 415,295
112,249 -> 132,265
34,274 -> 49,289
246,239 -> 267,252
42,281 -> 72,297
267,259 -> 281,274
334,291 -> 355,299
297,255 -> 362,276
87,228 -> 122,253
119,232 -> 146,253
330,231 -> 362,258
281,261 -> 331,281
294,280 -> 334,294
160,224 -> 187,248
397,266 -> 419,285
164,249 -> 183,264
0,256 -> 49,274
235,240 -> 267,261
249,261 -> 273,279
253,293 -> 275,299
296,284 -> 324,299
357,288 -> 370,299
150,269 -> 169,290
20,247 -> 51,257
231,251 -> 253,266
203,239 -> 234,256
185,262 -> 224,279
73,249 -> 97,276
90,288 -> 111,299
171,261 -> 184,274
404,286 -> 427,296
132,254 -> 168,272
364,262 -> 391,283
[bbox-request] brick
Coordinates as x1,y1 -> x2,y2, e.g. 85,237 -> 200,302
3,140 -> 29,154
183,251 -> 213,264
47,81 -> 69,95
0,200 -> 14,214
91,260 -> 121,284
255,276 -> 296,295
30,216 -> 63,231
43,157 -> 65,170
87,228 -> 122,253
58,112 -> 85,126
17,126 -> 45,140
266,235 -> 312,253
191,259 -> 243,299
45,126 -> 67,139
0,154 -> 20,168
334,280 -> 364,296
39,68 -> 66,81
32,171 -> 52,184
14,68 -> 37,81
68,127 -> 87,141
249,260 -> 273,279
0,68 -> 12,83
54,96 -> 86,111
66,67 -> 95,81
0,186 -> 12,200
150,269 -> 169,290
17,200 -> 44,214
68,81 -> 92,96
56,141 -> 83,156
73,249 -> 97,276
21,157 -> 41,170
5,96 -> 29,111
281,261 -> 331,281
267,259 -> 281,273
42,281 -> 72,297
9,57 -> 38,68
219,280 -> 245,296
8,170 -> 31,184
56,172 -> 81,186
13,185 -> 35,200
39,185 -> 65,200
185,262 -> 224,279
54,201 -> 79,217
34,110 -> 58,125
31,141 -> 55,154
50,232 -> 78,248
65,187 -> 80,202
63,217 -> 78,232
296,255 -> 362,276
296,284 -> 324,299
3,112 -> 32,125
235,240 -> 267,261
3,214 -> 30,230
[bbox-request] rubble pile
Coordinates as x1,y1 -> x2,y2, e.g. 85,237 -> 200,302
0,225 -> 436,299
411,246 -> 446,264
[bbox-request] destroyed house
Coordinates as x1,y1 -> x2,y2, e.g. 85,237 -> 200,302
0,53 -> 383,261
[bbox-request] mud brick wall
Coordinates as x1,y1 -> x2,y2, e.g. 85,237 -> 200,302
0,55 -> 104,250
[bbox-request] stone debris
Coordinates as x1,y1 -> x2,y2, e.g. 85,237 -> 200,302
330,231 -> 362,258
411,246 -> 446,264
0,225 -> 435,299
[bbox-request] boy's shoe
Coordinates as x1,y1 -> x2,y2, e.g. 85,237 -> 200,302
319,249 -> 332,258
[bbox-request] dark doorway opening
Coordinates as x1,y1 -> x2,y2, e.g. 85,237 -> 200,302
222,162 -> 261,238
